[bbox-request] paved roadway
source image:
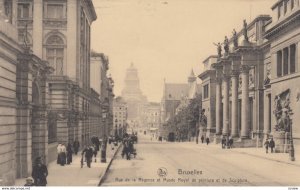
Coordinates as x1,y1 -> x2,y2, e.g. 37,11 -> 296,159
101,133 -> 300,186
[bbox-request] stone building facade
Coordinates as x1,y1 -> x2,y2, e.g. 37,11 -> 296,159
90,52 -> 114,139
0,0 -> 52,185
1,0 -> 114,185
198,0 -> 300,150
145,102 -> 161,132
113,97 -> 127,137
15,0 -> 98,167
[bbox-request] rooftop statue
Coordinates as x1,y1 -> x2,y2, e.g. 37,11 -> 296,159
213,42 -> 222,58
243,19 -> 249,42
232,29 -> 238,48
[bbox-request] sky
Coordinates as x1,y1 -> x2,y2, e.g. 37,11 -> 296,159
91,0 -> 275,102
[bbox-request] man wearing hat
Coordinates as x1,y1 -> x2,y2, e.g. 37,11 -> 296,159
32,157 -> 48,186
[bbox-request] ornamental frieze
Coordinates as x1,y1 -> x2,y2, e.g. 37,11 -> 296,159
43,20 -> 67,28
17,19 -> 33,27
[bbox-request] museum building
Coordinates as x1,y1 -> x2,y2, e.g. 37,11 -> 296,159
198,0 -> 300,150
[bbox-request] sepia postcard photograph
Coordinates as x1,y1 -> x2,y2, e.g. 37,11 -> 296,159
0,0 -> 300,189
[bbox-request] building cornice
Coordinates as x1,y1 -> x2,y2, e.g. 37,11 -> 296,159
83,0 -> 97,23
198,70 -> 216,80
202,55 -> 218,64
265,10 -> 300,40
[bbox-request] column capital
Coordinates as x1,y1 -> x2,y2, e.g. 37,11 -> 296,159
231,70 -> 240,77
240,65 -> 251,73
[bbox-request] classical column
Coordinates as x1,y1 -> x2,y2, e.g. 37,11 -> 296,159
263,93 -> 271,139
241,65 -> 250,138
215,78 -> 222,135
231,71 -> 239,137
33,0 -> 43,57
222,76 -> 230,136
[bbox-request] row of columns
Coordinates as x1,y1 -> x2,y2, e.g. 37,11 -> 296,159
214,58 -> 251,139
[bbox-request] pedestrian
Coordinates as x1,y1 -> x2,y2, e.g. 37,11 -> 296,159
60,143 -> 67,166
32,157 -> 48,186
66,143 -> 73,164
93,144 -> 98,162
56,143 -> 62,164
269,138 -> 275,153
82,145 -> 93,168
221,136 -> 226,149
264,139 -> 270,153
201,135 -> 204,144
206,137 -> 210,145
73,139 -> 80,155
228,137 -> 233,149
24,177 -> 34,186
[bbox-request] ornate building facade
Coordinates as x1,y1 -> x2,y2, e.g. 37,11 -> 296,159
198,0 -> 300,150
15,0 -> 98,164
0,0 -> 52,185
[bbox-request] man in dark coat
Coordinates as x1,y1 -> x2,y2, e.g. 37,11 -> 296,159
73,139 -> 80,155
66,143 -> 73,164
269,138 -> 275,153
32,157 -> 48,186
221,136 -> 226,149
82,145 -> 93,168
201,135 -> 204,144
206,137 -> 210,145
264,139 -> 270,153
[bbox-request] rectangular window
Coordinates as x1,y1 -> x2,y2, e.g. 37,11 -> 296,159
277,51 -> 282,77
290,44 -> 296,74
283,47 -> 289,75
46,48 -> 64,75
18,3 -> 30,18
203,84 -> 209,99
291,0 -> 295,9
46,4 -> 64,19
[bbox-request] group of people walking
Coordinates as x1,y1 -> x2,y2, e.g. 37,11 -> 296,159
25,136 -> 104,186
57,142 -> 75,166
221,136 -> 234,149
264,138 -> 275,153
121,133 -> 137,160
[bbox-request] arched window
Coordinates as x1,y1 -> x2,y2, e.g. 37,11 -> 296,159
46,35 -> 64,75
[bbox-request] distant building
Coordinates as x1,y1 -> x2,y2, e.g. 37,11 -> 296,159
121,63 -> 148,130
90,51 -> 114,138
113,97 -> 128,137
145,102 -> 161,134
160,71 -> 201,138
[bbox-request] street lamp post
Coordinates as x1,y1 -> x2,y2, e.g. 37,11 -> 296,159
101,112 -> 107,163
289,110 -> 295,161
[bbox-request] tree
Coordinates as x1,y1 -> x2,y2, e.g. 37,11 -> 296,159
165,94 -> 202,142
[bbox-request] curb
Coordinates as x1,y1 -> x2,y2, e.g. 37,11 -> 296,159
182,142 -> 300,167
233,150 -> 300,167
98,144 -> 122,186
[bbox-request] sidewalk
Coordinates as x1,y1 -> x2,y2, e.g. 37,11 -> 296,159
15,144 -> 121,186
180,141 -> 300,167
